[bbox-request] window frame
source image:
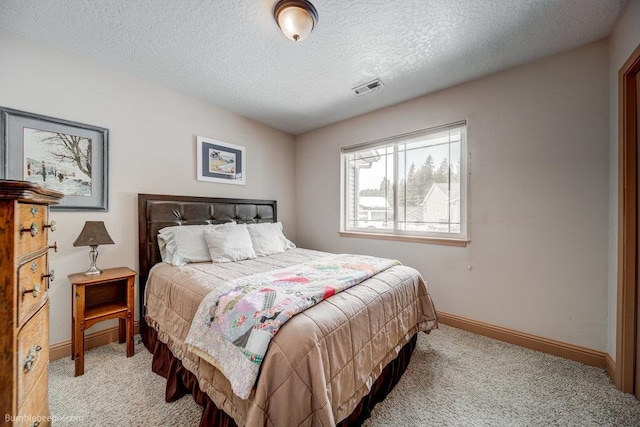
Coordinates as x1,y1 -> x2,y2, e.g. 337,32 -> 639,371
340,121 -> 468,245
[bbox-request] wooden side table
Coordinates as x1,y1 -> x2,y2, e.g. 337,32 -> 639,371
68,267 -> 137,376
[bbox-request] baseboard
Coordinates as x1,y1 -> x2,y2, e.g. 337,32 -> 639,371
49,321 -> 140,362
437,312 -> 607,369
51,315 -> 613,376
605,353 -> 616,380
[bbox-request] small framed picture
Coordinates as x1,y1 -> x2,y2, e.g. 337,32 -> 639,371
196,136 -> 245,185
0,107 -> 109,211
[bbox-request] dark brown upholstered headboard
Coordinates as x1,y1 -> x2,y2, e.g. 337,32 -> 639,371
137,193 -> 277,318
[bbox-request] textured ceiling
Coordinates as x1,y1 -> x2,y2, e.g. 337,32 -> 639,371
0,0 -> 628,135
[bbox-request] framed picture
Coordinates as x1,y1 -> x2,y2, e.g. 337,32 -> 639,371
0,107 -> 108,211
196,136 -> 245,185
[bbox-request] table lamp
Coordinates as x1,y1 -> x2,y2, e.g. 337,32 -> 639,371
73,221 -> 114,275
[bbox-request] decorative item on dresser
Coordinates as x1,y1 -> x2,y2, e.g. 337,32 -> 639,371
0,179 -> 63,426
67,267 -> 137,377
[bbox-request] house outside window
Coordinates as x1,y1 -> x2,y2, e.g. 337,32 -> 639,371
341,121 -> 468,242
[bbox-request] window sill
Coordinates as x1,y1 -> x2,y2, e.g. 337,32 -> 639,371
338,231 -> 469,247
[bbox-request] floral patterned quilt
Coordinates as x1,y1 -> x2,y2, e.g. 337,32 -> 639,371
185,253 -> 400,399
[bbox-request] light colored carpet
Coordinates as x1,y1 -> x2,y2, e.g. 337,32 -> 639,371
49,325 -> 640,426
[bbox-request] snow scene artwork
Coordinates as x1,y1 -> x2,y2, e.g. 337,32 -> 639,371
22,127 -> 92,196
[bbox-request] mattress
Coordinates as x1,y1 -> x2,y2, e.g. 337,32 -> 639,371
145,248 -> 438,426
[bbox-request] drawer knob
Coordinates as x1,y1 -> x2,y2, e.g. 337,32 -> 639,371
20,222 -> 39,237
30,206 -> 39,217
49,241 -> 59,252
43,220 -> 56,232
23,344 -> 42,373
22,283 -> 41,299
42,270 -> 55,283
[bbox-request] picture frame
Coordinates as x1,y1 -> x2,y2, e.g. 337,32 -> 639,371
196,136 -> 246,185
0,107 -> 109,211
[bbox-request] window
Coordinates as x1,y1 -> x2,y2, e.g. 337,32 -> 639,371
341,121 -> 467,242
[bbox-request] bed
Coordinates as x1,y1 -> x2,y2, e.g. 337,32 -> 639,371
138,193 -> 438,426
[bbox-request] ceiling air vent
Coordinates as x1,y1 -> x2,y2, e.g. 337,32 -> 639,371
353,79 -> 384,96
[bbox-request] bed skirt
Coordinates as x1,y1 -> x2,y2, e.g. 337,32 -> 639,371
143,323 -> 418,426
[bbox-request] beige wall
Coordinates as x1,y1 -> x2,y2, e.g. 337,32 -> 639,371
0,30 -> 297,345
0,17 -> 625,355
295,40 -> 610,351
608,0 -> 640,359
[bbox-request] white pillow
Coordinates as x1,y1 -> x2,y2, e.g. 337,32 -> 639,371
247,223 -> 285,257
204,223 -> 256,263
273,222 -> 296,250
158,223 -> 233,266
157,230 -> 172,262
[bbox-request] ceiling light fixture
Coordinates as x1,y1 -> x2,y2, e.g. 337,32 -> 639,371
274,0 -> 318,42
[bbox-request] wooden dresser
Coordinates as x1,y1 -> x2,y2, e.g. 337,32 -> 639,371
0,180 -> 63,426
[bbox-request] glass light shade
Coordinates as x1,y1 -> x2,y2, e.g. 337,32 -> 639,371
277,5 -> 315,41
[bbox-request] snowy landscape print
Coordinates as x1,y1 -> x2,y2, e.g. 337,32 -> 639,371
23,127 -> 92,196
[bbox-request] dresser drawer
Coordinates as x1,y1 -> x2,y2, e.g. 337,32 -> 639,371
17,303 -> 49,408
17,254 -> 49,327
0,181 -> 61,423
16,368 -> 49,427
17,203 -> 48,257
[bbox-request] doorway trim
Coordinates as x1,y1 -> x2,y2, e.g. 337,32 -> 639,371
616,41 -> 640,393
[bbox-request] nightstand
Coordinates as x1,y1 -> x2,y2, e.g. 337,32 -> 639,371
68,267 -> 136,376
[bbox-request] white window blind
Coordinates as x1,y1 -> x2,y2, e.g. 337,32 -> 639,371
341,121 -> 467,240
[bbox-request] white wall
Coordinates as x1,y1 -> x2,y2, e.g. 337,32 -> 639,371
295,40 -> 610,351
607,0 -> 640,359
0,30 -> 297,345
